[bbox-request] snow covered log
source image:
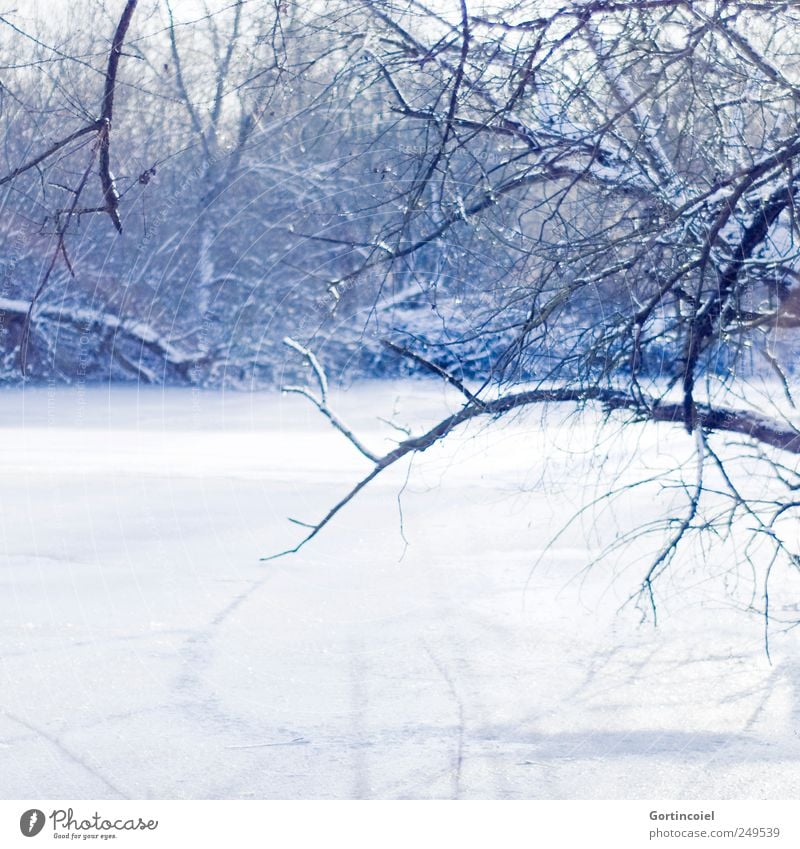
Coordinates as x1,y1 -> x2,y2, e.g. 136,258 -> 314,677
0,297 -> 207,383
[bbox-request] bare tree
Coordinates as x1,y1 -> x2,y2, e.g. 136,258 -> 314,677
0,0 -> 139,371
269,0 -> 800,649
0,0 -> 345,382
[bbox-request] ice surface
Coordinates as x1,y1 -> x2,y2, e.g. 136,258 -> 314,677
0,382 -> 798,799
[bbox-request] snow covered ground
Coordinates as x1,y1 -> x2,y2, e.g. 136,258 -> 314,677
1,381 -> 799,800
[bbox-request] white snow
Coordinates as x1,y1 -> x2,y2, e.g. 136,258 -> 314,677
0,381 -> 798,800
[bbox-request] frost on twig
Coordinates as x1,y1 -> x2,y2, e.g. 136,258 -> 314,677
281,337 -> 378,463
283,336 -> 328,402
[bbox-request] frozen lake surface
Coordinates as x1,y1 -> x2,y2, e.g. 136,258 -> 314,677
1,381 -> 799,799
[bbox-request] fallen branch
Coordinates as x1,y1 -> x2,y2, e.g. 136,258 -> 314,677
1,296 -> 206,381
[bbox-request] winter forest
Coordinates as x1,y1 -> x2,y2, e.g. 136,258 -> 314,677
3,0 -> 800,801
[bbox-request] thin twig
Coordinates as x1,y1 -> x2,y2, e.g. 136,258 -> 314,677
264,385 -> 800,561
281,338 -> 378,463
381,338 -> 486,407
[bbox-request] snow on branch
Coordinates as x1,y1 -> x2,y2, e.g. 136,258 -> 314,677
0,297 -> 205,381
283,336 -> 328,402
281,337 -> 378,463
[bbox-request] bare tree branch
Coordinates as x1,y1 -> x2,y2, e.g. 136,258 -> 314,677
266,341 -> 800,561
282,337 -> 379,463
98,0 -> 139,233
